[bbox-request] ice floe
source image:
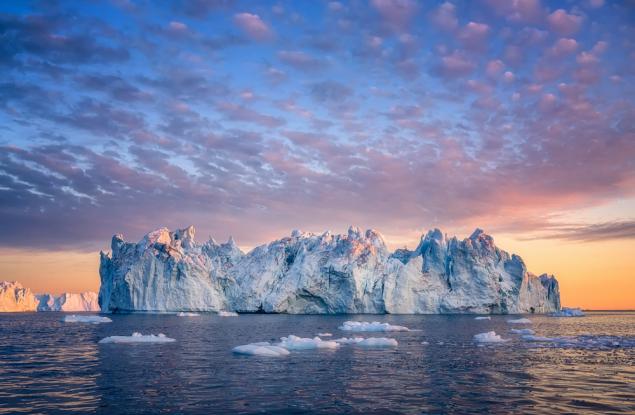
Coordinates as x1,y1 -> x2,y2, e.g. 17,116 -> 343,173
421,341 -> 429,345
356,337 -> 398,348
473,331 -> 510,343
277,335 -> 339,350
550,307 -> 585,317
317,332 -> 332,337
339,321 -> 410,332
218,311 -> 239,317
507,318 -> 532,324
511,328 -> 535,335
63,315 -> 112,324
474,316 -> 491,320
334,337 -> 364,344
232,342 -> 290,357
99,332 -> 175,344
176,312 -> 200,316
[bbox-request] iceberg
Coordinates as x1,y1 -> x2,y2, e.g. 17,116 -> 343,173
0,281 -> 38,312
37,292 -> 100,312
232,342 -> 290,357
218,311 -> 238,317
98,226 -> 561,314
550,307 -> 585,317
510,328 -> 535,335
334,337 -> 365,344
338,321 -> 410,332
63,315 -> 112,324
473,331 -> 510,343
507,318 -> 532,324
99,332 -> 176,344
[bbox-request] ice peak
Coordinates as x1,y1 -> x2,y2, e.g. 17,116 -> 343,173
347,225 -> 362,239
468,228 -> 494,249
291,229 -> 302,238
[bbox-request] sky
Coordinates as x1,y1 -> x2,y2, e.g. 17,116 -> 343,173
0,0 -> 634,309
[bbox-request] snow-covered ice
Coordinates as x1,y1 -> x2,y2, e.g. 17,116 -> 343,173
232,342 -> 290,357
473,331 -> 510,343
339,321 -> 410,332
334,337 -> 364,344
176,312 -> 200,316
99,332 -> 176,344
474,316 -> 491,320
63,315 -> 112,324
507,318 -> 532,324
317,332 -> 332,337
511,328 -> 535,335
550,307 -> 585,317
218,311 -> 239,317
356,338 -> 398,348
277,335 -> 339,350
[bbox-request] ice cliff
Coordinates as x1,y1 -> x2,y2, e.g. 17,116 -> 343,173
99,226 -> 560,314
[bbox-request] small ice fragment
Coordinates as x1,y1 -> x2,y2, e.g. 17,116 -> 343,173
99,332 -> 175,344
421,341 -> 429,345
232,343 -> 290,357
218,311 -> 239,317
437,341 -> 444,345
176,312 -> 199,317
549,307 -> 585,317
511,328 -> 535,335
474,316 -> 491,320
357,338 -> 398,348
63,315 -> 112,324
473,331 -> 510,343
334,337 -> 364,344
277,335 -> 339,350
317,332 -> 332,337
338,321 -> 410,332
507,318 -> 532,324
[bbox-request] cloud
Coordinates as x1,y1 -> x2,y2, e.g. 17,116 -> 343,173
433,50 -> 476,78
309,80 -> 353,103
277,50 -> 327,72
371,0 -> 418,31
233,13 -> 273,41
547,9 -> 584,36
529,220 -> 635,242
430,2 -> 458,32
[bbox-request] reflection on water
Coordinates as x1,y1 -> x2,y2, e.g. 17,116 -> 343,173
0,312 -> 633,414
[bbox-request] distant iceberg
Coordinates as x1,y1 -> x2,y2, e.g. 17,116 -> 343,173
63,315 -> 112,324
99,332 -> 176,344
37,292 -> 100,312
550,307 -> 585,317
0,281 -> 38,312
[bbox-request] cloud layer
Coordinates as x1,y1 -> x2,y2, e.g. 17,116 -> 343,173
0,0 -> 634,250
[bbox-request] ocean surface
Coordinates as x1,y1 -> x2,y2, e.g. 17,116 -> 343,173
0,312 -> 633,414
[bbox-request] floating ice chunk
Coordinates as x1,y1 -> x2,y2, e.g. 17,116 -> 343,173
339,321 -> 410,332
511,328 -> 535,335
473,331 -> 510,343
218,311 -> 239,317
474,316 -> 491,320
522,334 -> 556,342
232,343 -> 290,357
99,332 -> 175,344
176,312 -> 200,316
334,337 -> 364,344
63,315 -> 112,324
277,335 -> 339,350
356,337 -> 398,348
421,341 -> 429,345
317,332 -> 332,337
550,307 -> 585,317
507,318 -> 532,324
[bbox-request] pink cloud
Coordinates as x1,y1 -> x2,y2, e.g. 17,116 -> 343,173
371,0 -> 418,31
233,13 -> 273,41
485,59 -> 505,78
547,9 -> 584,36
430,2 -> 458,32
485,0 -> 545,24
549,38 -> 579,56
459,22 -> 490,49
435,50 -> 476,78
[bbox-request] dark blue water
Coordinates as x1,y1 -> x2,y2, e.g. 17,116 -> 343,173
1,312 -> 634,414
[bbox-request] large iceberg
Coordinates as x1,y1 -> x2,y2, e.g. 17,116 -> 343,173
0,281 -> 38,312
36,292 -> 100,312
99,225 -> 561,314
